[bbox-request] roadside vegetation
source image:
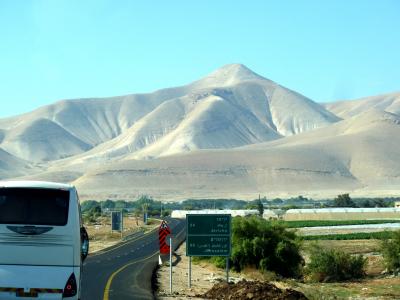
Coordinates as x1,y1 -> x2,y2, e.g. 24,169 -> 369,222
81,196 -> 163,253
81,195 -> 400,298
83,215 -> 160,253
81,195 -> 170,219
82,194 -> 400,288
381,230 -> 400,274
80,194 -> 399,217
194,216 -> 303,278
306,244 -> 367,282
230,216 -> 303,277
194,216 -> 400,283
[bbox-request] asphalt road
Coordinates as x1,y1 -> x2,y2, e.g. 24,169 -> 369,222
81,218 -> 186,300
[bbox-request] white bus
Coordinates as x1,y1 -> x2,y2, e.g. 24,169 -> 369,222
0,181 -> 89,300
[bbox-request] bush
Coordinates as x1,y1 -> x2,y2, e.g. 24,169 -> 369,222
230,216 -> 303,278
306,245 -> 366,282
381,230 -> 400,274
332,193 -> 356,207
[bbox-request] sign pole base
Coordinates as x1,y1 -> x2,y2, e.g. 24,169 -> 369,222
226,257 -> 229,283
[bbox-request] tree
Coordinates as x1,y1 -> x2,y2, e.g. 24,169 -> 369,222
333,194 -> 356,207
257,198 -> 264,217
373,199 -> 386,207
114,200 -> 127,209
82,204 -> 102,224
102,199 -> 115,209
133,207 -> 141,225
361,199 -> 372,207
271,198 -> 284,205
81,200 -> 100,213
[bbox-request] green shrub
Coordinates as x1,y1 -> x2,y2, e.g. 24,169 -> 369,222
380,230 -> 400,274
230,216 -> 303,278
306,245 -> 366,282
192,256 -> 227,269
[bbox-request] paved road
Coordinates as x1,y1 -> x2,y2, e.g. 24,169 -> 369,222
81,218 -> 186,300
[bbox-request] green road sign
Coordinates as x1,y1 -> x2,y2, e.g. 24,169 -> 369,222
186,214 -> 231,257
111,211 -> 123,231
187,235 -> 230,256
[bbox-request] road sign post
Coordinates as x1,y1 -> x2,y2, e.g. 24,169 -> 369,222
226,256 -> 229,283
159,220 -> 171,255
188,256 -> 191,288
169,237 -> 172,294
186,214 -> 231,286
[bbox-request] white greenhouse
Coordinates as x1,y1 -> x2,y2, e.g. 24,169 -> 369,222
283,207 -> 400,221
171,209 -> 262,219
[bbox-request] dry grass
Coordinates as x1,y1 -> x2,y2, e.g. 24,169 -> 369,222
297,239 -> 399,299
84,215 -> 161,253
303,239 -> 381,254
158,239 -> 400,300
294,277 -> 400,300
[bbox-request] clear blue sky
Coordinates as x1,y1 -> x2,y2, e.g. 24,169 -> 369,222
1,0 -> 399,118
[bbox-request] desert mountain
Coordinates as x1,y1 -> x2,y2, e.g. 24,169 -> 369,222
1,64 -> 399,200
0,148 -> 32,178
0,64 -> 339,162
324,91 -> 400,119
20,109 -> 400,200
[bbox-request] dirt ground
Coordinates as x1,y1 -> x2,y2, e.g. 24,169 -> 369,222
302,240 -> 384,276
157,243 -> 237,299
303,240 -> 381,254
157,240 -> 400,300
156,243 -> 308,300
85,215 -> 160,253
202,280 -> 308,300
294,277 -> 400,300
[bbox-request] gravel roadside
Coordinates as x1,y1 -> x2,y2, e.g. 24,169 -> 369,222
156,243 -> 240,299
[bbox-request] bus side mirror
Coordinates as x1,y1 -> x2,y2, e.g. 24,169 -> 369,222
81,227 -> 89,261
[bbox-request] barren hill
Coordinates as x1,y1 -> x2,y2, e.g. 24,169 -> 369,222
0,64 -> 338,163
1,64 -> 399,200
324,91 -> 400,119
19,109 -> 400,200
